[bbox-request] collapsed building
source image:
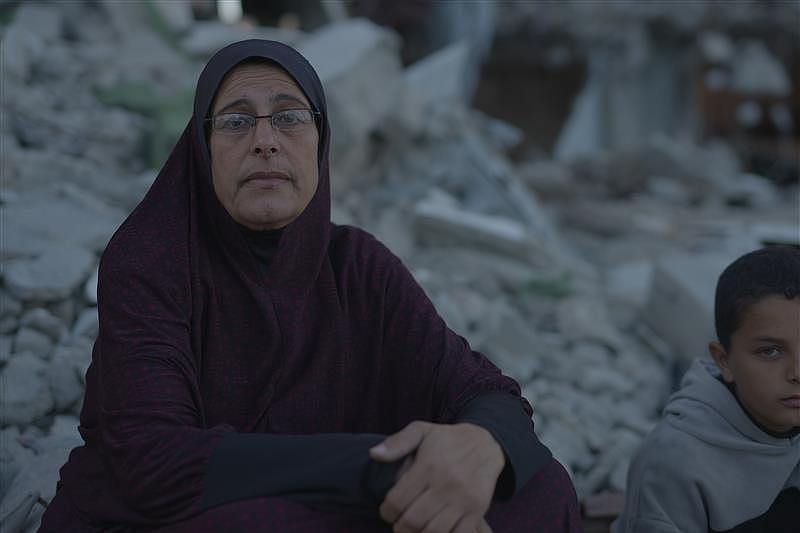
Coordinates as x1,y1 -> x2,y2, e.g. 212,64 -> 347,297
0,1 -> 797,531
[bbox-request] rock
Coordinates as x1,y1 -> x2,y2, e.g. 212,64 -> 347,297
19,308 -> 66,343
698,31 -> 735,64
557,297 -> 624,350
731,40 -> 791,97
3,192 -> 123,259
0,336 -> 12,364
0,427 -> 35,503
580,367 -> 636,397
0,353 -> 53,426
0,491 -> 40,533
0,318 -> 18,336
605,260 -> 654,309
1,2 -> 63,82
539,420 -> 594,473
4,246 -> 95,302
47,344 -> 91,411
181,22 -> 305,59
0,446 -> 69,515
84,265 -> 99,305
518,160 -> 576,200
609,457 -> 631,492
576,429 -> 640,496
12,329 -> 54,361
299,19 -> 403,189
0,290 -> 22,320
151,0 -> 194,36
405,40 -> 471,107
478,306 -> 542,383
644,252 -> 735,361
413,195 -> 543,265
723,173 -> 780,209
72,307 -> 99,341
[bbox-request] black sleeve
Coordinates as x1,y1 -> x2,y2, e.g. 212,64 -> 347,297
197,433 -> 404,516
456,392 -> 553,501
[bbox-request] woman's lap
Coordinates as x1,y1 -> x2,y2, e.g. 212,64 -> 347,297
150,458 -> 580,533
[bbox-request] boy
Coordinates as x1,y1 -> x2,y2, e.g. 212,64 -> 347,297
615,246 -> 799,532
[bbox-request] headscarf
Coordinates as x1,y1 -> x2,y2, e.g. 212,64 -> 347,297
57,40 -> 529,527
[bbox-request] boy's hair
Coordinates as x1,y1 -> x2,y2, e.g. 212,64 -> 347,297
715,246 -> 800,350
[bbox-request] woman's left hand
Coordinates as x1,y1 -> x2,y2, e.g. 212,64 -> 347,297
370,421 -> 504,533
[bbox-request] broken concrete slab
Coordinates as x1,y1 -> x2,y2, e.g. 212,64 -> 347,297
4,246 -> 95,302
643,252 -> 738,361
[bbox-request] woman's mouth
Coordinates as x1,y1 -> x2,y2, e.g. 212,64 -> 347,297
244,171 -> 290,188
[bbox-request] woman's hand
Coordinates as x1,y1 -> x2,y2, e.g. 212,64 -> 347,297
370,421 -> 503,533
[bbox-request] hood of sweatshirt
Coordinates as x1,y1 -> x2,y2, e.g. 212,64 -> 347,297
663,359 -> 800,530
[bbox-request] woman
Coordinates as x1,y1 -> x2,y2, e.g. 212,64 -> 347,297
39,40 -> 581,532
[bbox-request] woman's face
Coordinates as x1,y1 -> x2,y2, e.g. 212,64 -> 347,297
209,62 -> 319,230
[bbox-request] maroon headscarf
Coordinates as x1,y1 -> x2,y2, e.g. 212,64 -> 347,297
55,40 -> 530,528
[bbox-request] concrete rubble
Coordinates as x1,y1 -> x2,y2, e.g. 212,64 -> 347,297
1,1 -> 797,531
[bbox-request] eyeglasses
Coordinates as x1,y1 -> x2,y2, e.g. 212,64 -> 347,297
206,109 -> 320,135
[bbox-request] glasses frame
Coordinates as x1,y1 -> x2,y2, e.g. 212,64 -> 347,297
205,108 -> 322,134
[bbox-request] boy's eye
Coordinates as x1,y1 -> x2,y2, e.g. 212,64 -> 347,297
756,346 -> 782,359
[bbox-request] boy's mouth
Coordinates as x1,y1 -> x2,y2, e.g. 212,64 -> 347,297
779,394 -> 800,408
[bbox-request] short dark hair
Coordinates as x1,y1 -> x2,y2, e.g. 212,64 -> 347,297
715,246 -> 800,350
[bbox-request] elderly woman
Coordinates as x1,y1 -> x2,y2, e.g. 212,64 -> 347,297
39,40 -> 581,532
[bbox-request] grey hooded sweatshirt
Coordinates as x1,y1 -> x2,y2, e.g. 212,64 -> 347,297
614,359 -> 800,533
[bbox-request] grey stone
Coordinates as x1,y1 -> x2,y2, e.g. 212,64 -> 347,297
5,246 -> 95,302
72,307 -> 99,341
405,40 -> 471,107
19,308 -> 66,343
539,420 -> 594,473
580,367 -> 636,396
4,192 -> 122,259
698,31 -> 735,64
181,22 -> 304,59
609,457 -> 631,492
478,307 -> 542,383
84,266 -> 99,305
576,429 -> 640,496
731,40 -> 791,97
47,345 -> 90,411
0,353 -> 53,426
0,336 -> 12,364
151,0 -> 194,35
0,318 -> 18,336
0,290 -> 23,320
0,446 -> 69,513
0,491 -> 39,533
557,297 -> 624,350
1,3 -> 62,82
644,252 -> 736,361
413,196 -> 543,265
0,427 -> 35,503
605,260 -> 654,310
12,328 -> 54,361
299,19 -> 403,189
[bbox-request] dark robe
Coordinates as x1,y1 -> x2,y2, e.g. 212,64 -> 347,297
38,39 -> 581,532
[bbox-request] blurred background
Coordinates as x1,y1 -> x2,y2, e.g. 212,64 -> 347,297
1,1 -> 798,531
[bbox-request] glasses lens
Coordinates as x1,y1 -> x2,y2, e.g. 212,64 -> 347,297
214,113 -> 254,133
272,109 -> 313,131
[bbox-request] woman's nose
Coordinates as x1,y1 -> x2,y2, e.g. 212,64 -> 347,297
251,117 -> 279,156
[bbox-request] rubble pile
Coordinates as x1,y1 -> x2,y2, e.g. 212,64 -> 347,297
1,2 -> 797,531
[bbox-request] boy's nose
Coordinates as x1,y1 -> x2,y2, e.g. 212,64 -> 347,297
788,355 -> 800,383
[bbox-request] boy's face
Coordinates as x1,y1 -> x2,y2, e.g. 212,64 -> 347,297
710,296 -> 800,433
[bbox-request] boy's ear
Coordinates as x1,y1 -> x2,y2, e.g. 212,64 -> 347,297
709,341 -> 735,383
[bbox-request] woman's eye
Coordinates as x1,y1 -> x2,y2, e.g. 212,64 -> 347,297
222,115 -> 250,130
274,111 -> 300,126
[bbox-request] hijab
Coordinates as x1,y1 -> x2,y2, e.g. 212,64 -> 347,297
58,39 -> 529,526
